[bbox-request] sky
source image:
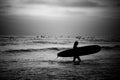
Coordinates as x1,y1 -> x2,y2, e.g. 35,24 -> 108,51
0,0 -> 119,37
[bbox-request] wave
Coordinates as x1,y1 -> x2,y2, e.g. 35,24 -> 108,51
102,45 -> 120,50
32,41 -> 71,45
4,47 -> 70,53
3,45 -> 120,53
0,43 -> 18,46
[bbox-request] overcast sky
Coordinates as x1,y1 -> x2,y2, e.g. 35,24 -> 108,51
0,0 -> 119,37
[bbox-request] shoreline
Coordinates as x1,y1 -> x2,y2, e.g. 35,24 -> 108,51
0,48 -> 120,80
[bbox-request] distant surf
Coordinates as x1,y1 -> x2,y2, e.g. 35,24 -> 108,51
0,36 -> 120,54
3,45 -> 120,53
4,47 -> 69,53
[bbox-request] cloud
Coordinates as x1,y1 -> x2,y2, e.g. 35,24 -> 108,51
1,0 -> 119,8
21,0 -> 120,7
0,0 -> 119,16
0,0 -> 119,36
19,0 -> 100,7
92,0 -> 120,7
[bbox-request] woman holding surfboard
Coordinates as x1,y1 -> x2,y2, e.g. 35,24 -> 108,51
73,41 -> 81,63
57,41 -> 101,64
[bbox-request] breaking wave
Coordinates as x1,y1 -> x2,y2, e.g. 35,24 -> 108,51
4,47 -> 70,53
4,45 -> 120,53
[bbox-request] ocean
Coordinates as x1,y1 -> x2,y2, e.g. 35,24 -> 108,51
0,35 -> 120,80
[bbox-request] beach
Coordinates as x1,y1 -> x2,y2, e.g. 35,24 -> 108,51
0,36 -> 120,80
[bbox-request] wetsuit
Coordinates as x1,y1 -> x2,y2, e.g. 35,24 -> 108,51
73,41 -> 81,63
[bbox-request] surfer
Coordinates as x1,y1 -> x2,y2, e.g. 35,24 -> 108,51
73,41 -> 81,63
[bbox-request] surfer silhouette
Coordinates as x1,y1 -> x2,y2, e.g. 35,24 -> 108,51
73,41 -> 81,63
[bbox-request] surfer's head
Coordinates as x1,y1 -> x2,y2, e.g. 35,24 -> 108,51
74,41 -> 78,46
73,41 -> 78,48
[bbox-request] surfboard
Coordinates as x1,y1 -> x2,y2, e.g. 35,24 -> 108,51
57,45 -> 101,57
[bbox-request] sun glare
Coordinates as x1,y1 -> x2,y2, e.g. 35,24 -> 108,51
11,5 -> 70,18
10,4 -> 103,19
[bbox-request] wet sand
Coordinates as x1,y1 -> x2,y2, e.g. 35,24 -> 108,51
0,49 -> 120,80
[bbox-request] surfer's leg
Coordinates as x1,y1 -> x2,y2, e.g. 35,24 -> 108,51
77,56 -> 81,62
73,56 -> 76,62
